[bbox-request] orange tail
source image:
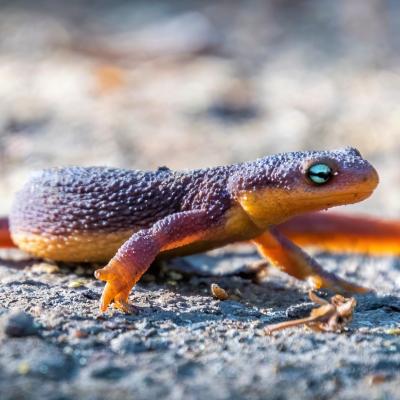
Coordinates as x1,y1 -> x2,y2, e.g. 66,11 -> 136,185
277,212 -> 400,256
0,217 -> 15,248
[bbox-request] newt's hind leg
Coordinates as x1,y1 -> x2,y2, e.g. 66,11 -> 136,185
95,210 -> 210,313
252,227 -> 370,294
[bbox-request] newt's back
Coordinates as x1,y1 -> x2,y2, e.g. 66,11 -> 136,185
11,167 -> 185,234
9,166 -> 193,261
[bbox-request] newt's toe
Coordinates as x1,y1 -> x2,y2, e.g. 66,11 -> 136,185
98,281 -> 135,313
114,294 -> 138,314
95,262 -> 135,313
99,282 -> 117,312
94,266 -> 112,281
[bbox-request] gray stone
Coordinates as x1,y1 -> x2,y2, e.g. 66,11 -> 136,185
111,332 -> 148,354
1,311 -> 38,337
90,363 -> 127,380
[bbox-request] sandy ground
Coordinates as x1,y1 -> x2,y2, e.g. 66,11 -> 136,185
0,1 -> 399,399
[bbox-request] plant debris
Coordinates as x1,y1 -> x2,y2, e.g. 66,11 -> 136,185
265,291 -> 357,334
68,279 -> 87,288
385,327 -> 400,335
211,283 -> 229,300
367,373 -> 389,386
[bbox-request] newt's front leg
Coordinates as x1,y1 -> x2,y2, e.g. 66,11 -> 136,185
95,210 -> 210,312
252,227 -> 370,294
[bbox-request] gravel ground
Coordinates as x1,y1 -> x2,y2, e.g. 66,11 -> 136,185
0,1 -> 399,399
0,246 -> 399,400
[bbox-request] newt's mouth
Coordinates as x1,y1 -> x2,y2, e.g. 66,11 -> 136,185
296,190 -> 375,204
300,191 -> 374,210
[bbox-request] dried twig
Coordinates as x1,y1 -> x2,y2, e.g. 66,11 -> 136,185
265,291 -> 356,334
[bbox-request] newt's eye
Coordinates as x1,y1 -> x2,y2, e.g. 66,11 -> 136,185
307,163 -> 333,185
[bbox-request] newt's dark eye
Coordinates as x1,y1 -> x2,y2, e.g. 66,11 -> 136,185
307,163 -> 333,185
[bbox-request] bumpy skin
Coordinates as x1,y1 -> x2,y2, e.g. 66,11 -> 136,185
9,147 -> 380,312
10,165 -> 233,261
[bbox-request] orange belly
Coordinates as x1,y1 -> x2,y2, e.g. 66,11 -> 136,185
11,206 -> 261,263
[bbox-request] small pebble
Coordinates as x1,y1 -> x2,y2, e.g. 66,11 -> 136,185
68,279 -> 86,288
211,283 -> 229,300
367,373 -> 389,385
74,329 -> 89,339
168,271 -> 183,280
90,364 -> 126,380
385,328 -> 400,335
31,263 -> 60,274
17,361 -> 30,375
111,333 -> 147,354
74,266 -> 87,276
1,311 -> 38,337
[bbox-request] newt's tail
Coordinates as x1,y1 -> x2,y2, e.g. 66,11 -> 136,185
0,217 -> 15,248
277,212 -> 400,256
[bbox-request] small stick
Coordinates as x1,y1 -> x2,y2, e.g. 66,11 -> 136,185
265,291 -> 356,334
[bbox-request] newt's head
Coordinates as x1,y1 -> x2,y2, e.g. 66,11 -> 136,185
230,148 -> 379,227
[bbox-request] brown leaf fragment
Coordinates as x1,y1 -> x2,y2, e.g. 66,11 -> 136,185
74,329 -> 89,339
265,291 -> 357,334
367,373 -> 388,386
211,283 -> 229,300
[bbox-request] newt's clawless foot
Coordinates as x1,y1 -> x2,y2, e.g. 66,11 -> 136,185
253,228 -> 371,295
95,210 -> 210,312
95,261 -> 138,313
94,235 -> 157,312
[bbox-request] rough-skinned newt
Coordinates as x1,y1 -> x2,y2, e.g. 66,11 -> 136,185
2,147 -> 398,313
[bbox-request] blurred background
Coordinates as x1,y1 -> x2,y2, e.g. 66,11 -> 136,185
0,0 -> 399,216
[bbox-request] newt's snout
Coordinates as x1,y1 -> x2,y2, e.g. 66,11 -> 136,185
345,161 -> 379,202
364,164 -> 379,189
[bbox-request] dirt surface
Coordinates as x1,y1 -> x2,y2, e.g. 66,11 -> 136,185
0,247 -> 399,400
0,1 -> 399,399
